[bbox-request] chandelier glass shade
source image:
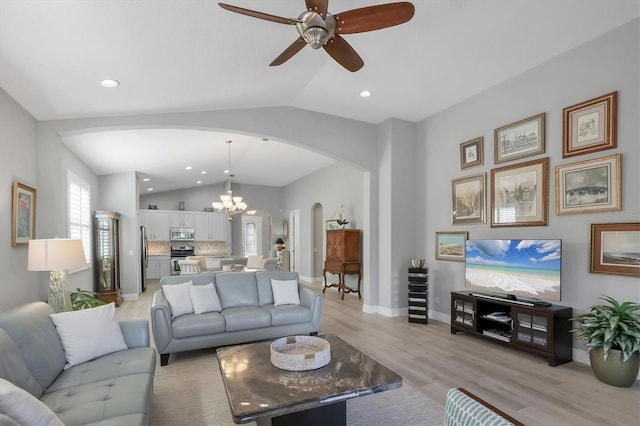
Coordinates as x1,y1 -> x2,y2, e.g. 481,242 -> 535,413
212,141 -> 248,221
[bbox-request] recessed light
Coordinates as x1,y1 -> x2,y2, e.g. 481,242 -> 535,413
147,188 -> 154,191
100,79 -> 120,88
196,180 -> 202,184
143,178 -> 150,182
360,90 -> 372,98
185,166 -> 192,170
223,169 -> 230,174
201,171 -> 207,174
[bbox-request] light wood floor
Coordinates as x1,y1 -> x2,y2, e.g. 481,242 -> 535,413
118,280 -> 639,426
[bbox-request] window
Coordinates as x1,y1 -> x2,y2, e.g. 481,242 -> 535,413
244,222 -> 257,257
67,171 -> 91,265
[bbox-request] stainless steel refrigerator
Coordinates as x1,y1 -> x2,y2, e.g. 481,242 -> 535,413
140,225 -> 148,292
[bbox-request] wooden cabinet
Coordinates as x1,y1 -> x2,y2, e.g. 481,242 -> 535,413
408,267 -> 429,324
140,209 -> 170,241
94,210 -> 123,306
170,211 -> 194,227
147,256 -> 170,279
193,212 -> 226,241
323,229 -> 361,299
450,291 -> 572,366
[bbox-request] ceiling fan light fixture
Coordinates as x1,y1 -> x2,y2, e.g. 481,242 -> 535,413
302,27 -> 329,49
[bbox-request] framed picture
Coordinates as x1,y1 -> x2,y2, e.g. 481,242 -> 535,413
563,91 -> 617,158
460,137 -> 483,170
12,181 -> 37,246
490,157 -> 549,227
326,219 -> 340,230
435,231 -> 469,262
494,113 -> 545,164
452,173 -> 486,225
590,223 -> 639,277
555,154 -> 621,215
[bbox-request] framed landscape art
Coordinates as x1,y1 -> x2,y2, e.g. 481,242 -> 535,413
563,91 -> 617,158
590,222 -> 639,277
12,181 -> 37,246
490,157 -> 549,227
494,113 -> 545,164
451,174 -> 486,225
459,137 -> 483,170
435,231 -> 468,262
555,154 -> 621,215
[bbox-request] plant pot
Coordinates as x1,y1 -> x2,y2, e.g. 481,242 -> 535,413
589,347 -> 640,387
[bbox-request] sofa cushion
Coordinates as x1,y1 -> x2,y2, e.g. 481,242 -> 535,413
162,282 -> 194,318
263,305 -> 313,326
215,272 -> 259,308
222,307 -> 271,332
0,302 -> 66,392
0,378 -> 64,426
50,303 -> 128,370
188,282 -> 221,314
171,312 -> 226,339
271,279 -> 301,306
255,271 -> 300,306
0,329 -> 42,398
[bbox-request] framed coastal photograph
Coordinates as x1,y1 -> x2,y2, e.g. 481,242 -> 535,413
451,173 -> 486,225
563,91 -> 617,158
12,181 -> 37,246
494,113 -> 545,164
590,223 -> 639,277
490,157 -> 549,227
555,154 -> 621,215
326,219 -> 340,230
460,137 -> 483,170
435,231 -> 469,262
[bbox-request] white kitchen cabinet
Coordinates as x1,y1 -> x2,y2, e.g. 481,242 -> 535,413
193,212 -> 226,241
140,210 -> 170,241
170,211 -> 194,228
147,256 -> 170,279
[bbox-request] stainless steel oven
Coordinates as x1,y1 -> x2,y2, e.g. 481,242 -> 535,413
170,245 -> 195,275
170,227 -> 195,242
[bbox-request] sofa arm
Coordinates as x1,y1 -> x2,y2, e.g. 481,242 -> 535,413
119,319 -> 150,348
151,289 -> 173,353
299,284 -> 323,330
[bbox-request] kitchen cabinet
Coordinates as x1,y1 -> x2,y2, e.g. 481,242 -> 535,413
140,210 -> 170,241
193,212 -> 227,241
170,211 -> 194,228
147,256 -> 170,279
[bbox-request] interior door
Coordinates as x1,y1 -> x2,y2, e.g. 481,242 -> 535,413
241,214 -> 263,256
289,210 -> 300,272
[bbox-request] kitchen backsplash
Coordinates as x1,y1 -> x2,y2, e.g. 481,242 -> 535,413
147,240 -> 227,256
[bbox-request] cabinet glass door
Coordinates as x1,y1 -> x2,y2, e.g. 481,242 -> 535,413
453,298 -> 475,328
515,311 -> 549,349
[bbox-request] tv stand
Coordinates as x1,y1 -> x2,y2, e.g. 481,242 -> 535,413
451,291 -> 572,366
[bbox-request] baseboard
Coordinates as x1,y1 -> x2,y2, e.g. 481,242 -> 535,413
122,293 -> 139,301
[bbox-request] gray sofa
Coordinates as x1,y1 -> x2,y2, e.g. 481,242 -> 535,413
151,270 -> 323,366
0,302 -> 156,426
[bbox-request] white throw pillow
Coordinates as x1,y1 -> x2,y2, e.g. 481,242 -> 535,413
49,303 -> 128,370
271,279 -> 300,306
162,282 -> 194,318
188,282 -> 222,314
0,378 -> 64,426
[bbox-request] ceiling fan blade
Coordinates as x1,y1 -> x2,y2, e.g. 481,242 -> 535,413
305,0 -> 329,18
323,35 -> 364,72
270,37 -> 307,66
218,3 -> 297,25
335,2 -> 415,34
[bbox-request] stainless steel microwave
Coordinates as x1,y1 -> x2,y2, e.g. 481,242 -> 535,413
170,227 -> 195,241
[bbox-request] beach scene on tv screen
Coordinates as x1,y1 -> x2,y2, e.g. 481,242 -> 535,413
465,239 -> 561,301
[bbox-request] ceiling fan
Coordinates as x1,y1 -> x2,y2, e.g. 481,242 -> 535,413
218,1 -> 415,72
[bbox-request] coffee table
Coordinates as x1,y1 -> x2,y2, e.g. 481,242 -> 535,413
216,334 -> 402,425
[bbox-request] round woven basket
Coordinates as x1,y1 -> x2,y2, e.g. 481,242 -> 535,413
270,336 -> 331,371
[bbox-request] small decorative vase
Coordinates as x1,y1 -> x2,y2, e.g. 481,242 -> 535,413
589,347 -> 640,387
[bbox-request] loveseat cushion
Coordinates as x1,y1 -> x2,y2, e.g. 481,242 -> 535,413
0,329 -> 42,398
215,272 -> 259,308
0,378 -> 64,426
222,306 -> 271,332
263,305 -> 313,326
171,312 -> 225,339
0,302 -> 66,393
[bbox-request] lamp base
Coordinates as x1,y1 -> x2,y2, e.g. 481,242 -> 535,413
48,270 -> 73,313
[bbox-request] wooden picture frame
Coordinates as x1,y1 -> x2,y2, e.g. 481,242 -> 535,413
590,223 -> 639,277
12,181 -> 37,246
436,231 -> 469,262
452,173 -> 486,225
460,137 -> 483,170
490,157 -> 549,227
326,219 -> 340,230
555,154 -> 621,215
494,113 -> 545,164
563,91 -> 617,158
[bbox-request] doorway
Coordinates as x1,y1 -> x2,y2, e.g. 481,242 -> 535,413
312,203 -> 323,283
289,210 -> 300,272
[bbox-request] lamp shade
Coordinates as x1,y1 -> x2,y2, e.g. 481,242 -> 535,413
28,238 -> 86,271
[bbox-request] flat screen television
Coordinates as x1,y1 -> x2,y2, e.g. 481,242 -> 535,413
465,239 -> 561,302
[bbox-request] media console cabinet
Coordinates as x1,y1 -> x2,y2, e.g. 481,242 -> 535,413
450,291 -> 572,366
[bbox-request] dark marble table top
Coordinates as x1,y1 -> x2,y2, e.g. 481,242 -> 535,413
216,334 -> 402,423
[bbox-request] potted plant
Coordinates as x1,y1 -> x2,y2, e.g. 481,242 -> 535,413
571,296 -> 640,387
70,288 -> 106,311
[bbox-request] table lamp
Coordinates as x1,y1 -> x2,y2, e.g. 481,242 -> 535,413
28,238 -> 87,313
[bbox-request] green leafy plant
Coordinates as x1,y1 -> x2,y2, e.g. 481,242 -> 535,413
70,288 -> 105,310
571,296 -> 640,362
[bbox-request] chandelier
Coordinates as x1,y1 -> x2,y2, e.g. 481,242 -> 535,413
212,140 -> 248,221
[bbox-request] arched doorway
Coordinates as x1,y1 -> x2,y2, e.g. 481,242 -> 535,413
312,203 -> 323,283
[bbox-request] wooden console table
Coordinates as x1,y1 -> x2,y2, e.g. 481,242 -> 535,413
322,229 -> 361,300
323,261 -> 361,299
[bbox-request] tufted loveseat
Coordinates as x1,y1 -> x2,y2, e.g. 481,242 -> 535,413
0,302 -> 156,425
